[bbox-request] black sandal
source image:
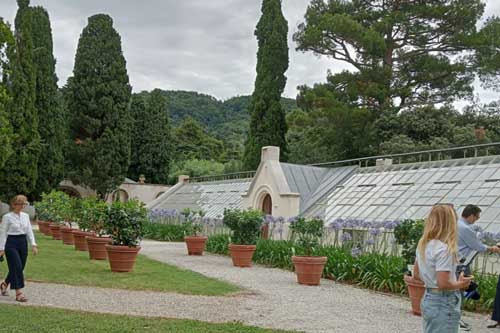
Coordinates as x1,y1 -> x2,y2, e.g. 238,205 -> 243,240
0,282 -> 8,296
487,323 -> 500,328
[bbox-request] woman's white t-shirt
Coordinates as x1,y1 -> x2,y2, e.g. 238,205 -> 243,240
0,212 -> 37,251
416,239 -> 457,289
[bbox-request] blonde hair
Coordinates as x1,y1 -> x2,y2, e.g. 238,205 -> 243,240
9,195 -> 28,210
417,204 -> 458,261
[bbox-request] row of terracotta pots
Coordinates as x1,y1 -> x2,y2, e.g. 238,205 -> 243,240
37,220 -> 140,272
184,236 -> 327,286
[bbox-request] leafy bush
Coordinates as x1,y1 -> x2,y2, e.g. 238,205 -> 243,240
37,190 -> 72,225
143,223 -> 190,242
393,219 -> 424,265
106,200 -> 147,247
80,197 -> 108,236
253,239 -> 296,270
289,217 -> 324,256
205,234 -> 230,255
223,209 -> 263,245
463,273 -> 498,312
181,208 -> 203,236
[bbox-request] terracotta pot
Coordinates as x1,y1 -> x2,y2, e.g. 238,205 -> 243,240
184,236 -> 208,255
228,244 -> 256,267
404,274 -> 425,316
87,236 -> 112,260
292,256 -> 327,286
72,230 -> 95,251
37,221 -> 49,235
49,224 -> 62,240
60,227 -> 75,245
105,245 -> 141,272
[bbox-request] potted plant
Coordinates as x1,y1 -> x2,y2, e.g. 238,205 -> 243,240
34,199 -> 51,235
289,217 -> 327,286
223,209 -> 263,267
183,209 -> 208,255
85,198 -> 112,260
44,190 -> 71,241
72,197 -> 97,251
394,219 -> 425,316
105,200 -> 146,272
60,197 -> 78,245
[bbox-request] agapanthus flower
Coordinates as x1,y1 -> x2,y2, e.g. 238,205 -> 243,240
351,247 -> 361,257
341,232 -> 352,242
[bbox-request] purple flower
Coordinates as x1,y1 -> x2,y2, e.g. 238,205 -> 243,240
287,216 -> 298,223
369,228 -> 382,237
329,221 -> 343,231
264,215 -> 274,224
361,221 -> 372,228
351,247 -> 361,257
365,239 -> 375,246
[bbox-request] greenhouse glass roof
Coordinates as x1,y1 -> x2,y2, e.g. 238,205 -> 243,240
148,178 -> 252,218
324,155 -> 500,231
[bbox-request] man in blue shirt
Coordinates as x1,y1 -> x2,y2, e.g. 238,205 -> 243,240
457,204 -> 500,331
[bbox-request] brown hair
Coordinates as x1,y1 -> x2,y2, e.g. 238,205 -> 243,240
9,195 -> 28,210
462,204 -> 481,218
417,204 -> 458,261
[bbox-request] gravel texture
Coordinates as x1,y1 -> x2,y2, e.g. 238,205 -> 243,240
1,239 -> 494,333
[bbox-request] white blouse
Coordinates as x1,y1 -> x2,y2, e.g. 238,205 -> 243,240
0,212 -> 37,250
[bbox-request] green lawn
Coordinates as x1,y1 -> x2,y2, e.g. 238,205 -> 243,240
0,304 -> 294,333
0,232 -> 239,295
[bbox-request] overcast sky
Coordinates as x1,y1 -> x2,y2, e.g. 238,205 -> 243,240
0,0 -> 499,105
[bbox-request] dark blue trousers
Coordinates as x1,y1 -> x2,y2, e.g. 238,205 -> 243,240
4,235 -> 28,290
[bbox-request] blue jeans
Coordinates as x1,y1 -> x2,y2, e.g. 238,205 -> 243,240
421,289 -> 461,333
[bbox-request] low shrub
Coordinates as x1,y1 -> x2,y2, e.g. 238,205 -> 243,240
143,223 -> 190,242
206,234 -> 230,255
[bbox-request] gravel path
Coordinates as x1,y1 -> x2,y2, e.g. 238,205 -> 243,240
1,239 -> 493,333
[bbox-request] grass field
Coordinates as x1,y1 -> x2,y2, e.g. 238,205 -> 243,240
0,304 -> 294,333
0,232 -> 239,296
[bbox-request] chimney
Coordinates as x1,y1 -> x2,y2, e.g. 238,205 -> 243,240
178,175 -> 190,184
261,146 -> 280,162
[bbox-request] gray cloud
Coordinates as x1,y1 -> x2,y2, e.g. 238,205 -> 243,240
0,0 -> 498,104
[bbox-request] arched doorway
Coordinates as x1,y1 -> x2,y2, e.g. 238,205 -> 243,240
262,194 -> 272,215
58,186 -> 81,198
261,193 -> 272,239
112,189 -> 129,203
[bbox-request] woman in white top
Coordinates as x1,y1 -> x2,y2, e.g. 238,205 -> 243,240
414,205 -> 472,333
0,195 -> 38,302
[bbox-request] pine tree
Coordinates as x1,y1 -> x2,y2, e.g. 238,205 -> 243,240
30,6 -> 65,199
129,89 -> 171,184
243,0 -> 289,170
67,14 -> 131,198
0,0 -> 41,201
0,19 -> 14,171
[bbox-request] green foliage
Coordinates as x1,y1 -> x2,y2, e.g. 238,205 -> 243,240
243,0 -> 289,169
180,208 -> 204,236
169,159 -> 225,182
129,90 -> 171,184
38,190 -> 72,225
206,234 -> 230,255
143,223 -> 190,242
475,17 -> 500,91
80,196 -> 108,236
253,239 -> 296,270
289,217 -> 324,256
463,273 -> 498,312
67,14 -> 132,198
106,199 -> 147,247
0,0 -> 41,201
0,19 -> 14,170
223,209 -> 263,245
173,117 -> 224,162
30,6 -> 65,199
393,219 -> 425,266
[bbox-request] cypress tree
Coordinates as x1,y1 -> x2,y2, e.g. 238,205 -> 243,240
67,14 -> 131,198
243,0 -> 289,169
0,19 -> 14,171
30,6 -> 65,199
0,0 -> 41,201
129,89 -> 171,184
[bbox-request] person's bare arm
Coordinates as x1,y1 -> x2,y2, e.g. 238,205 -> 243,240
436,271 -> 472,290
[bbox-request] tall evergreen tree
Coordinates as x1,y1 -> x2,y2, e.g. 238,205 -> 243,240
128,90 -> 171,184
0,19 -> 14,171
67,14 -> 131,198
30,6 -> 65,199
0,0 -> 41,201
243,0 -> 289,169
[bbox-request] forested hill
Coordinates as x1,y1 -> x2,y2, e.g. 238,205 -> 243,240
158,90 -> 297,128
145,90 -> 297,149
